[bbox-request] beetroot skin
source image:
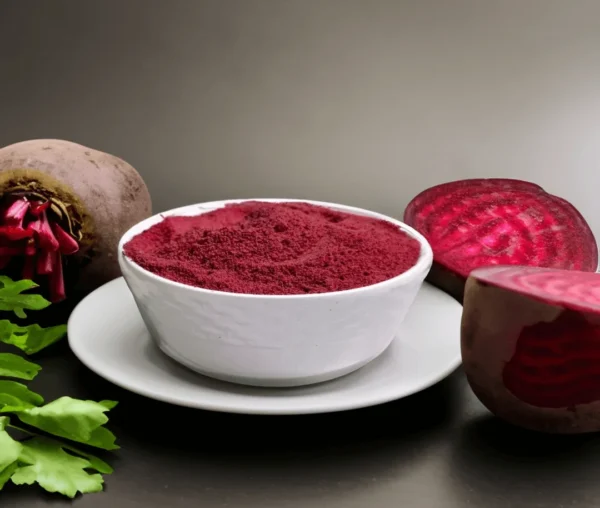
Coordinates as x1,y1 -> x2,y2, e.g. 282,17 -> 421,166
0,139 -> 152,301
404,178 -> 598,301
462,265 -> 600,433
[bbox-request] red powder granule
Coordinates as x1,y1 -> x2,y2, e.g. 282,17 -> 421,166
123,201 -> 421,295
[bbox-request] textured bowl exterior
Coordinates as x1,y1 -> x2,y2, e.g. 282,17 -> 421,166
118,199 -> 433,387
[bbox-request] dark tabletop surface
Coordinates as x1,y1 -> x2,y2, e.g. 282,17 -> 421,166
2,336 -> 600,508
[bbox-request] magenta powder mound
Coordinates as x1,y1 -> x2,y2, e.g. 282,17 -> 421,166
403,178 -> 598,300
123,201 -> 422,295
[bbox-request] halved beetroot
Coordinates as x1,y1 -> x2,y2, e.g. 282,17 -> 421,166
404,178 -> 598,301
462,265 -> 600,433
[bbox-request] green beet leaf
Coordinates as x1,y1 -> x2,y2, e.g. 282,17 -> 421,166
0,461 -> 18,491
0,277 -> 119,497
0,320 -> 67,355
0,415 -> 11,431
61,443 -> 113,475
85,426 -> 119,450
0,380 -> 44,410
5,397 -> 119,451
0,353 -> 41,380
0,416 -> 23,489
10,437 -> 108,498
0,277 -> 51,319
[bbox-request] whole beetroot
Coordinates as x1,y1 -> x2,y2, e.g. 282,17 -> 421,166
0,139 -> 152,301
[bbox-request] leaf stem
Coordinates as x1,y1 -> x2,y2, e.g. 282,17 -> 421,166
7,422 -> 36,435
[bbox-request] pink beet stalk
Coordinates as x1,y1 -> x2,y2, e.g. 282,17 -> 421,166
0,246 -> 26,256
48,251 -> 66,302
28,211 -> 60,251
51,222 -> 79,255
36,249 -> 53,275
24,243 -> 36,256
3,198 -> 30,226
0,226 -> 34,240
0,196 -> 79,302
29,200 -> 50,217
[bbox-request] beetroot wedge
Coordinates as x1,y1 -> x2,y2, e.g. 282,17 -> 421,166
404,178 -> 598,302
462,265 -> 600,434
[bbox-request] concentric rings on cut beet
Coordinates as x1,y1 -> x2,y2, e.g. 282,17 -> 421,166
404,178 -> 598,300
461,265 -> 600,432
503,307 -> 600,410
465,266 -> 600,416
471,265 -> 600,314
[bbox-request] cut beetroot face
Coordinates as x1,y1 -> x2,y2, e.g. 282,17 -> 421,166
461,265 -> 600,433
404,178 -> 598,301
471,265 -> 600,313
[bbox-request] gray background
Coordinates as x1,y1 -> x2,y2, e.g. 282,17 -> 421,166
1,0 -> 599,233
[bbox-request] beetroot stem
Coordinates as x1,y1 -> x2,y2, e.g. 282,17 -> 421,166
30,200 -> 51,217
0,226 -> 34,240
37,249 -> 53,275
48,251 -> 66,302
29,211 -> 60,251
3,197 -> 30,227
51,222 -> 79,255
0,196 -> 78,302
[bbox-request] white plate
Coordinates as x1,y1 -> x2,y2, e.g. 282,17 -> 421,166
68,278 -> 462,415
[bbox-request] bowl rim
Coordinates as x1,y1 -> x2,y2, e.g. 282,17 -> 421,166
117,198 -> 434,300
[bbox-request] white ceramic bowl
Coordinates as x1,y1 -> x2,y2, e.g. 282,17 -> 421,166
118,199 -> 433,387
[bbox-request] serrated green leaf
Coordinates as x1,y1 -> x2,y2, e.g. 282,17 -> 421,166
0,416 -> 23,490
0,461 -> 18,490
5,397 -> 119,451
0,277 -> 37,290
61,444 -> 113,475
0,276 -> 51,318
86,426 -> 119,451
0,320 -> 67,355
99,400 -> 118,410
11,437 -> 107,498
0,381 -> 44,410
0,353 -> 41,380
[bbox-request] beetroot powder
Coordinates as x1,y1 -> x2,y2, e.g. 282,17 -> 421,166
123,201 -> 421,295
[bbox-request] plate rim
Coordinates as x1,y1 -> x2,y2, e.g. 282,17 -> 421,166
68,278 -> 462,415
